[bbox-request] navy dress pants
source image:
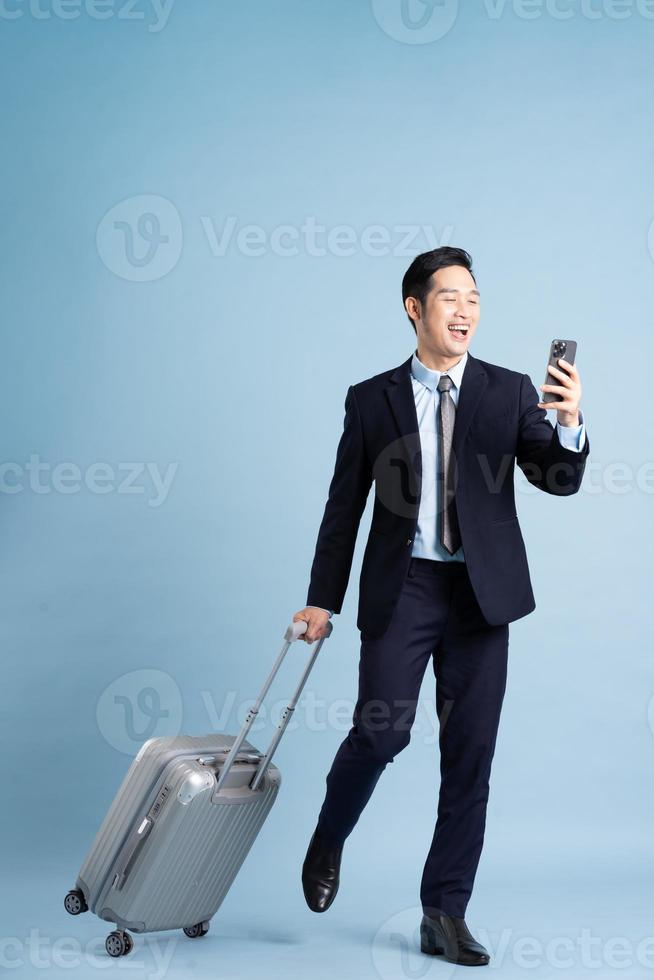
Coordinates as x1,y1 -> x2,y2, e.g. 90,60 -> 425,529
316,556 -> 509,918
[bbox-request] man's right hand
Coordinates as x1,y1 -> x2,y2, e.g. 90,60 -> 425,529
292,607 -> 332,643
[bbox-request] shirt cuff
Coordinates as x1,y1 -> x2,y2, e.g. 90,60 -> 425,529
308,606 -> 334,618
556,409 -> 585,453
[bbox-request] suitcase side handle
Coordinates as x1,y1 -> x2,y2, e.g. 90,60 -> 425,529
112,816 -> 153,892
214,620 -> 333,794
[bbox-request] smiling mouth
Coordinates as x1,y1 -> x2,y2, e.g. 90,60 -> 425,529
447,324 -> 470,339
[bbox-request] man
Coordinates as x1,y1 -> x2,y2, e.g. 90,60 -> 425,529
292,247 -> 589,967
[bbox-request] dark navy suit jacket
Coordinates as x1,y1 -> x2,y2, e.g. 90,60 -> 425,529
306,351 -> 590,640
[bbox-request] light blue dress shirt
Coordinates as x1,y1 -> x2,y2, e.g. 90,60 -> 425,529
314,349 -> 586,614
409,349 -> 585,563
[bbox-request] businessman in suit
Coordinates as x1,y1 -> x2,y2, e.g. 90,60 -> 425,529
293,247 -> 589,966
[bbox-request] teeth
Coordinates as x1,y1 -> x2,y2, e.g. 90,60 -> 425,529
448,326 -> 468,332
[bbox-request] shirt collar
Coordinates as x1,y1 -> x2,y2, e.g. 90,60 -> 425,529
410,348 -> 468,393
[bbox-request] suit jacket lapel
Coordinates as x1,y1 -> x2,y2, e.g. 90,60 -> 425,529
385,354 -> 419,444
452,352 -> 488,452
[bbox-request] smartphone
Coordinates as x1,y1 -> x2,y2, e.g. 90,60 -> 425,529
542,339 -> 577,404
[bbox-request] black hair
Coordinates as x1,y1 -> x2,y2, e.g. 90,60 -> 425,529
401,247 -> 476,332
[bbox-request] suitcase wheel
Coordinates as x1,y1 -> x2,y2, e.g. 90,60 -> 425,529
183,922 -> 210,939
105,930 -> 133,957
63,890 -> 88,916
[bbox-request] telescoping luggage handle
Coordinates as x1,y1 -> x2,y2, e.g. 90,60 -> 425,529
215,619 -> 333,795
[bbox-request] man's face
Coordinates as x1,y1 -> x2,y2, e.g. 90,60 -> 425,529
410,265 -> 480,357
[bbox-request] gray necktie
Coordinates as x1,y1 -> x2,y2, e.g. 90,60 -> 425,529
437,374 -> 461,555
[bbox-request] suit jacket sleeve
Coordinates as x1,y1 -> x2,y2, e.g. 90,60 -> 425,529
306,385 -> 372,614
516,372 -> 590,496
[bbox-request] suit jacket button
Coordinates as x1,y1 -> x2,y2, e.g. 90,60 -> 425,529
406,538 -> 412,546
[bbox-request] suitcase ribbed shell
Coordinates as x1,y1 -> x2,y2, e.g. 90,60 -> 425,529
77,734 -> 280,932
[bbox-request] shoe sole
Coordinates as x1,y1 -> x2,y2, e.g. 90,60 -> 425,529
420,929 -> 489,965
421,943 -> 489,965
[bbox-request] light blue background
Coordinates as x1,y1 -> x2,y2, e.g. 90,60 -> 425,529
1,1 -> 651,977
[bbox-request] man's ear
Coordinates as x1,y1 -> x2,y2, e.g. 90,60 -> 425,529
404,296 -> 420,324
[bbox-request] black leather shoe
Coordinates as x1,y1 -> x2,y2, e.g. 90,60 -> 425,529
420,911 -> 490,966
301,827 -> 343,912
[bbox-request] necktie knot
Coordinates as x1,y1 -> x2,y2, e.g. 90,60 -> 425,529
437,374 -> 454,393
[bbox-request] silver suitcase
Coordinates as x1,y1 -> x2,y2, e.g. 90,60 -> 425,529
63,619 -> 332,958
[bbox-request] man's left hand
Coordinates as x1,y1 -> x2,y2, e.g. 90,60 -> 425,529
537,357 -> 582,426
